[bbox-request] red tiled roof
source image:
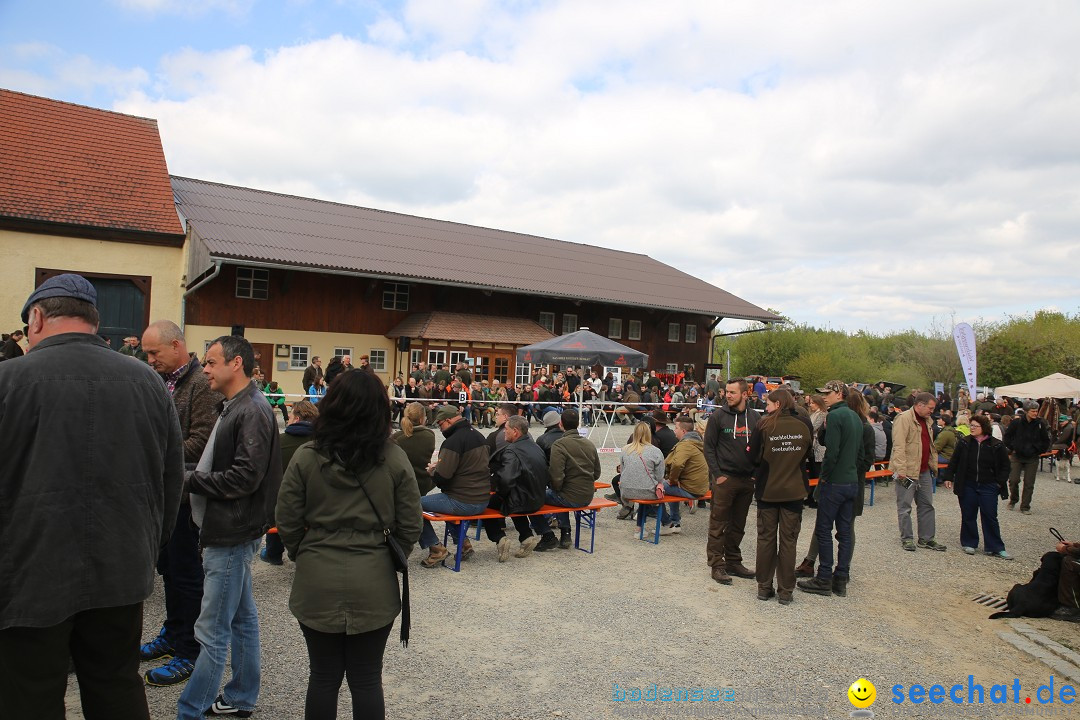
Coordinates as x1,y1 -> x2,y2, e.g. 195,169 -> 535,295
0,89 -> 184,239
386,312 -> 555,345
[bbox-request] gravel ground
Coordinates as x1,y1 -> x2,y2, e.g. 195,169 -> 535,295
65,426 -> 1080,719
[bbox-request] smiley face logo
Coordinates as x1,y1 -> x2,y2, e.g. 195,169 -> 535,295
848,678 -> 876,709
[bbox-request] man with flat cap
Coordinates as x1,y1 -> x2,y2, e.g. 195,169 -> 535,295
0,274 -> 185,719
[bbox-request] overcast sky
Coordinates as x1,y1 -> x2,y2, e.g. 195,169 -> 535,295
2,0 -> 1078,333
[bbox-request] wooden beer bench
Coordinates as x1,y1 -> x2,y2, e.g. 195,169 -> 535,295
423,496 -> 619,571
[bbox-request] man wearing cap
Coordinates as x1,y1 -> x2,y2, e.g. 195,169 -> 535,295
1003,401 -> 1052,513
0,275 -> 184,719
138,320 -> 223,687
797,381 -> 861,597
417,405 -> 491,567
541,409 -> 602,550
120,334 -> 149,362
536,409 -> 564,461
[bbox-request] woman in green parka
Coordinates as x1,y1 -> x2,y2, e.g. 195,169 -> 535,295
275,370 -> 422,720
390,401 -> 437,496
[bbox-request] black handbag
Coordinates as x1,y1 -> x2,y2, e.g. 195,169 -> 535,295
357,475 -> 411,648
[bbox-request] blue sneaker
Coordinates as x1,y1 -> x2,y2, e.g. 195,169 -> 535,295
144,657 -> 194,686
139,634 -> 175,662
258,548 -> 283,566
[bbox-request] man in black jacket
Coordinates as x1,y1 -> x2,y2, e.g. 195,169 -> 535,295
704,378 -> 761,585
0,275 -> 184,719
482,415 -> 548,561
139,320 -> 222,687
1003,401 -> 1052,514
177,335 -> 282,720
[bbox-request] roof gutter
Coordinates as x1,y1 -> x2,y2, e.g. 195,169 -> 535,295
200,257 -> 780,324
184,260 -> 223,297
180,260 -> 222,330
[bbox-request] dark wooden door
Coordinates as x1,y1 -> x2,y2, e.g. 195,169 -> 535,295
90,277 -> 147,350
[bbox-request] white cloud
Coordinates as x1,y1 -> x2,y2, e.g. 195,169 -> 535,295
111,0 -> 255,16
82,0 -> 1080,332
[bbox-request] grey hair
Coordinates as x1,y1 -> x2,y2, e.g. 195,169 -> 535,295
506,415 -> 529,435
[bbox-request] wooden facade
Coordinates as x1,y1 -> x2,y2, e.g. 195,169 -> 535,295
185,264 -> 712,376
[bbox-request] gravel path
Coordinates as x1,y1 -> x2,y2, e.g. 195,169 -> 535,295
65,429 -> 1080,719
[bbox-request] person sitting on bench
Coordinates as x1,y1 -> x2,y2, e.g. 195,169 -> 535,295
482,415 -> 548,561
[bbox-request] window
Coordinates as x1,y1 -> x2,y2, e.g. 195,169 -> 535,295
427,350 -> 446,367
369,349 -> 386,372
668,322 -> 680,342
235,267 -> 269,300
628,320 -> 642,340
666,363 -> 678,373
562,313 -> 578,334
333,347 -> 353,359
410,349 -> 423,366
290,345 -> 310,370
382,282 -> 409,311
608,318 -> 622,339
515,364 -> 532,388
449,351 -> 469,368
539,312 -> 555,333
494,358 -> 510,383
685,324 -> 697,343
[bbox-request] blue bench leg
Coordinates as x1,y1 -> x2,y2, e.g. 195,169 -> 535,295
869,479 -> 875,507
573,510 -> 597,553
443,520 -> 469,572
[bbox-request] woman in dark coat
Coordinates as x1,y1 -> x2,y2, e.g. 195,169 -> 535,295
941,414 -> 1011,558
276,371 -> 422,719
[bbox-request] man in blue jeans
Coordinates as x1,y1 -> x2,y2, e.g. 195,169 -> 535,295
177,336 -> 282,719
418,405 -> 492,567
798,381 -> 862,598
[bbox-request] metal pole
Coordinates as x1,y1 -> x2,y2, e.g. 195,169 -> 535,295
726,349 -> 731,381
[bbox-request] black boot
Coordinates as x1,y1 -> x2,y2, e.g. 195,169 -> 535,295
559,529 -> 572,549
831,576 -> 848,597
535,533 -> 559,552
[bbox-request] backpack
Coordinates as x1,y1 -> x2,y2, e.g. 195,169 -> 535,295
871,423 -> 887,461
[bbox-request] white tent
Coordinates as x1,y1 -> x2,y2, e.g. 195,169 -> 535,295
993,373 -> 1080,400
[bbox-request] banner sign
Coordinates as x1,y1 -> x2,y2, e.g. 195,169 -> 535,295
953,323 -> 977,397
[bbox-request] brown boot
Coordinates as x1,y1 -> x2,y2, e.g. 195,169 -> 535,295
727,562 -> 756,579
461,538 -> 475,560
711,566 -> 732,585
795,559 -> 815,578
420,544 -> 449,568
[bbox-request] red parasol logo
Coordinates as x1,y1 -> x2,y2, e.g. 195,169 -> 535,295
523,352 -> 532,363
614,355 -> 627,365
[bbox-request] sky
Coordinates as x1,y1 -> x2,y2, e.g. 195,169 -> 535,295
2,0 -> 1079,334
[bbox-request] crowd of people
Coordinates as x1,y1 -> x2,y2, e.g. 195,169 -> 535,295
2,279 -> 1079,720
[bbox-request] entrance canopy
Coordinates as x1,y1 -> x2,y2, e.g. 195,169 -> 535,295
994,373 -> 1080,400
515,329 -> 648,368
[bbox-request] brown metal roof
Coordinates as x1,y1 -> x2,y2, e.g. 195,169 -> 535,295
0,90 -> 184,239
171,176 -> 778,322
386,312 -> 555,345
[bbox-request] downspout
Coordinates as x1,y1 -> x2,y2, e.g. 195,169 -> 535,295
181,260 -> 222,330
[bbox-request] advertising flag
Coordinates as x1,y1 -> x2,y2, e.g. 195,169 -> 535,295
953,323 -> 977,395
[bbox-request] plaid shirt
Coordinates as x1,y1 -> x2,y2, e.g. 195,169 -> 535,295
164,361 -> 190,395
